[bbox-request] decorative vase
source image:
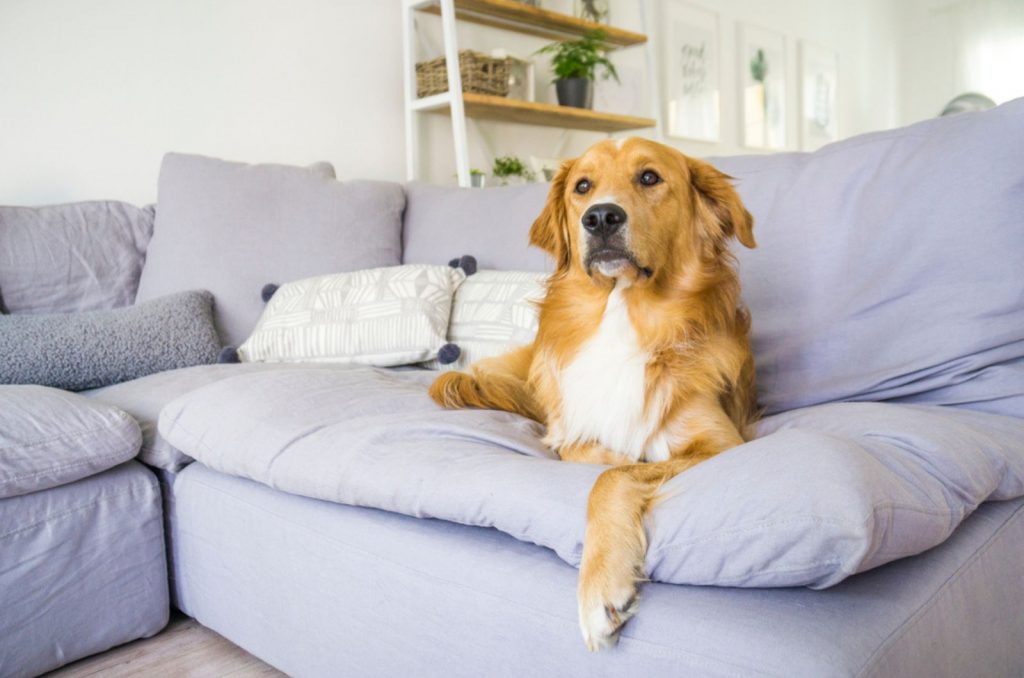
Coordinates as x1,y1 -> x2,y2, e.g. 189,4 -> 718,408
470,173 -> 486,188
555,78 -> 593,109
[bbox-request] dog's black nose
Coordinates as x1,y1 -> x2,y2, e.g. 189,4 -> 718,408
582,203 -> 627,238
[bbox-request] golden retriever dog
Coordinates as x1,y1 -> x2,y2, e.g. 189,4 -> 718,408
429,137 -> 757,650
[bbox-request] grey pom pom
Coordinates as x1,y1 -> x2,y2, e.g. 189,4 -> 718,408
218,346 -> 240,364
437,343 -> 461,365
448,258 -> 461,268
261,283 -> 279,303
458,255 -> 477,276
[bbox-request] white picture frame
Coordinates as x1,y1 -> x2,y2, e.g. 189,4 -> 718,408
738,23 -> 787,150
661,2 -> 720,142
799,41 -> 839,151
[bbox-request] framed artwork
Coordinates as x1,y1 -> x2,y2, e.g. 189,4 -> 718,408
662,2 -> 720,142
574,0 -> 609,24
799,41 -> 839,150
738,23 -> 787,150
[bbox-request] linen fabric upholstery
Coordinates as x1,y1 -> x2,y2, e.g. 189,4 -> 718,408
402,182 -> 553,272
0,290 -> 220,391
428,270 -> 547,371
0,462 -> 168,676
714,98 -> 1024,417
170,462 -> 1024,678
239,265 -> 466,366
0,201 -> 154,314
84,362 -> 364,472
0,386 -> 141,498
136,153 -> 404,346
159,367 -> 1024,588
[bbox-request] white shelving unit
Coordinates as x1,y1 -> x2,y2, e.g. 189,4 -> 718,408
402,0 -> 663,187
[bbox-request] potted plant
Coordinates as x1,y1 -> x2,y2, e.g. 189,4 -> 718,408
470,168 -> 486,188
536,30 -> 619,109
492,156 -> 535,185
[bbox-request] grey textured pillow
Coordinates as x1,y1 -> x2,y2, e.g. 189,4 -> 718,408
0,290 -> 220,391
136,153 -> 405,346
0,201 -> 155,314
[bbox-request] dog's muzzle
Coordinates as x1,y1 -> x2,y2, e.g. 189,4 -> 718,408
582,203 -> 643,278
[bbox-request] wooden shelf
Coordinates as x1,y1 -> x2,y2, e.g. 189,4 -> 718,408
419,0 -> 646,48
418,92 -> 656,133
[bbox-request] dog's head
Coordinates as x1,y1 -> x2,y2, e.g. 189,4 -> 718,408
530,138 -> 755,286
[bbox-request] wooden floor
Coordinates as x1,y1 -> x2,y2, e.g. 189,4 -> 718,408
46,613 -> 285,678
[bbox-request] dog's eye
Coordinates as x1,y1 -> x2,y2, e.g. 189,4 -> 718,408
639,170 -> 662,186
574,179 -> 592,195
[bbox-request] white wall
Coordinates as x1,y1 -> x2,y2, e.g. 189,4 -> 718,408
894,0 -> 1024,125
0,0 -> 406,204
1,0 -> 901,205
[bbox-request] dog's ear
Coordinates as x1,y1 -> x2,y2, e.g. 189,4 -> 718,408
687,157 -> 756,249
529,159 -> 575,272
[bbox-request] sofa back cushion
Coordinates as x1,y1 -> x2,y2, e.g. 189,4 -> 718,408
402,182 -> 553,272
136,153 -> 405,346
714,98 -> 1024,418
0,201 -> 154,314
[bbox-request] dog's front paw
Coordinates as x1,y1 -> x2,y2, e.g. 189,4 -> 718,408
577,557 -> 641,651
428,371 -> 476,409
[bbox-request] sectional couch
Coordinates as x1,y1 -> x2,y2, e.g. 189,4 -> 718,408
2,100 -> 1023,678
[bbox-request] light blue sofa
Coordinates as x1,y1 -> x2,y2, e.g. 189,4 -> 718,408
2,100 -> 1022,677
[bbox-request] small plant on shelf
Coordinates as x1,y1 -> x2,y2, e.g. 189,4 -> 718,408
492,156 -> 535,185
536,30 -> 619,109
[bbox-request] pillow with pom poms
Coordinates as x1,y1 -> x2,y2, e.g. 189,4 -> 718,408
427,263 -> 548,371
231,263 -> 470,367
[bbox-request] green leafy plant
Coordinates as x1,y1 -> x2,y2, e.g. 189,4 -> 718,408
492,156 -> 534,180
469,168 -> 485,177
536,30 -> 619,82
750,48 -> 767,83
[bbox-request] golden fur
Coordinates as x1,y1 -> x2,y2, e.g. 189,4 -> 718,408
429,137 -> 757,650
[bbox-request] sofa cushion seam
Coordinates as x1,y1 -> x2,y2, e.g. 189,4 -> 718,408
0,476 -> 159,540
1,450 -> 135,484
0,418 -> 135,454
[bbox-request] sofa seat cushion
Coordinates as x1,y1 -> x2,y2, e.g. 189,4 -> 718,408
83,362 -> 367,472
136,153 -> 404,346
158,367 -> 1024,589
0,386 -> 142,498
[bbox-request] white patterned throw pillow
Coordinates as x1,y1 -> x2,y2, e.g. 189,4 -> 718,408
239,265 -> 466,367
432,270 -> 548,371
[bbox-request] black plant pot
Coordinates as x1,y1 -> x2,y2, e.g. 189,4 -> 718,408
556,78 -> 593,109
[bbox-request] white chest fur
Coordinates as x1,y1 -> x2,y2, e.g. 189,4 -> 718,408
555,284 -> 670,461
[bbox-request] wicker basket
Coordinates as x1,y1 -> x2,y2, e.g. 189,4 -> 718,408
416,50 -> 510,98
